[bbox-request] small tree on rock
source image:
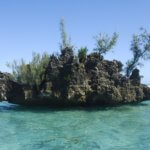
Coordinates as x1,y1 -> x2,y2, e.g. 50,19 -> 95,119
125,28 -> 150,77
60,19 -> 72,50
78,47 -> 88,63
94,32 -> 118,57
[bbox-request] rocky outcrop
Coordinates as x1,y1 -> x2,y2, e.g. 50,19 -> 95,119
130,69 -> 141,86
0,72 -> 25,103
0,47 -> 150,106
38,48 -> 150,106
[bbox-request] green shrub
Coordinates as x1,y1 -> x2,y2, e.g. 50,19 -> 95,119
78,47 -> 88,63
7,52 -> 50,89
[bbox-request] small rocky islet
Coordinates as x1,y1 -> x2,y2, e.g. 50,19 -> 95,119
0,47 -> 150,106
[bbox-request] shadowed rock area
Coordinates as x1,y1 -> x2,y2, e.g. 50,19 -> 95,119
0,72 -> 25,103
0,47 -> 150,106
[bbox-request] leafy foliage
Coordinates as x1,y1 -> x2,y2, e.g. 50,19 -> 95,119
60,19 -> 72,50
125,28 -> 150,77
78,47 -> 88,63
94,32 -> 118,56
7,52 -> 50,89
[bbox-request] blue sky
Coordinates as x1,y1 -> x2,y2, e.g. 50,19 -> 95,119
0,0 -> 150,83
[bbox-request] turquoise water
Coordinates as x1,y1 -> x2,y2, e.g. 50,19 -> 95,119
0,101 -> 150,150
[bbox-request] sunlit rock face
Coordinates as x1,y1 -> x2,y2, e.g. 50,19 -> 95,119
39,48 -> 150,106
0,47 -> 150,106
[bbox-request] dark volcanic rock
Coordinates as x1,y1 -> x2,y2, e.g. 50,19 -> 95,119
142,85 -> 150,100
38,49 -> 150,106
0,47 -> 150,106
0,72 -> 25,103
130,69 -> 141,86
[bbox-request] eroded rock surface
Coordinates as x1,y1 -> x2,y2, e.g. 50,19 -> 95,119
39,48 -> 150,106
0,47 -> 150,106
0,72 -> 25,103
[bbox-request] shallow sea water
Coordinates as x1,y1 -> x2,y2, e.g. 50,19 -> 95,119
0,101 -> 150,150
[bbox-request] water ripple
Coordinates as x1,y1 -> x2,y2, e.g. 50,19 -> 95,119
0,101 -> 150,150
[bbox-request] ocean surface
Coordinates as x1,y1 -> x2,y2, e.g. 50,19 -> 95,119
0,101 -> 150,150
